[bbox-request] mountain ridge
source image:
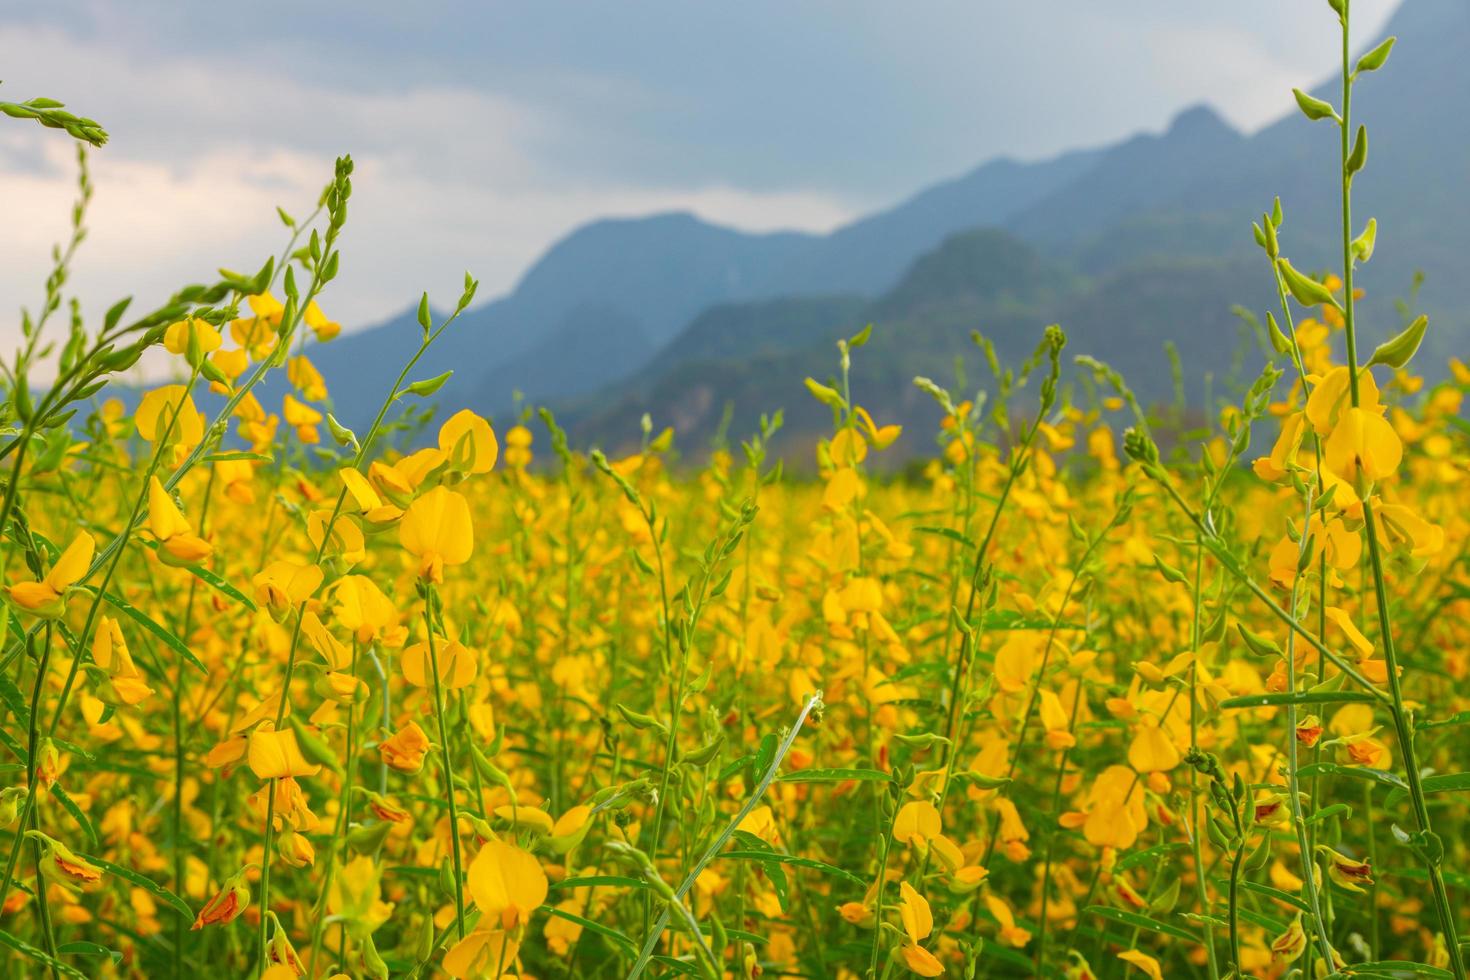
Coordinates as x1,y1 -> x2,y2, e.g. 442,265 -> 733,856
307,0 -> 1465,457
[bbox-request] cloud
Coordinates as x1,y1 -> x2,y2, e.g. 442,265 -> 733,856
0,24 -> 863,365
0,1 -> 1404,369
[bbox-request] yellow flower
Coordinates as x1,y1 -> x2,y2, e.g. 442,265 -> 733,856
208,347 -> 249,394
1324,406 -> 1402,487
288,355 -> 328,402
1317,845 -> 1373,893
304,300 -> 341,341
252,559 -> 323,614
402,638 -> 479,690
467,839 -> 548,930
984,892 -> 1031,947
163,317 -> 223,363
247,726 -> 322,780
147,477 -> 213,565
232,292 -> 283,357
339,468 -> 403,528
136,385 -> 205,465
444,927 -> 520,980
328,855 -> 395,932
282,393 -> 323,444
6,530 -> 94,618
1305,366 -> 1380,435
896,882 -> 943,976
91,616 -> 153,706
332,574 -> 399,643
1375,502 -> 1444,558
379,721 -> 431,774
898,881 -> 931,943
1127,720 -> 1179,774
439,409 -> 499,475
399,486 -> 474,582
900,941 -> 945,977
1270,913 -> 1307,964
504,425 -> 533,468
1039,688 -> 1076,750
1252,410 -> 1306,482
1118,949 -> 1164,980
192,867 -> 251,929
892,800 -> 941,848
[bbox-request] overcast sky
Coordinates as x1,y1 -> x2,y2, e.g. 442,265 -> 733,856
1,1 -> 1397,350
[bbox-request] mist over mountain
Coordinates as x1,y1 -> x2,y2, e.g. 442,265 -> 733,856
310,0 -> 1467,459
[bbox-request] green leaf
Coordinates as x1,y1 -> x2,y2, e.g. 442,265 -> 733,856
174,559 -> 257,611
550,875 -> 650,891
1220,690 -> 1378,709
0,671 -> 31,728
538,905 -> 637,954
723,850 -> 864,886
202,451 -> 272,463
0,927 -> 88,979
1306,803 -> 1353,824
912,525 -> 974,548
51,784 -> 98,848
1350,962 -> 1451,980
1084,906 -> 1195,943
1116,842 -> 1190,872
91,589 -> 208,677
55,941 -> 122,967
1240,880 -> 1311,914
776,767 -> 889,784
649,955 -> 703,977
1418,710 -> 1470,733
83,855 -> 193,919
1421,772 -> 1470,795
1296,762 -> 1407,791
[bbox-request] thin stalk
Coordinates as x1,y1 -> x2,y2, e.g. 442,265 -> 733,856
423,586 -> 467,939
1335,5 -> 1464,972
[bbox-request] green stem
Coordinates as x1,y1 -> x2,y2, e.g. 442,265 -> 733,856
424,585 -> 467,940
1334,5 -> 1464,973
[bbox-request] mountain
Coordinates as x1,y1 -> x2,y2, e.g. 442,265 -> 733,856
310,139 -> 1104,428
1004,105 -> 1246,259
308,0 -> 1467,459
307,213 -> 819,427
759,148 -> 1104,297
558,232 -> 1272,460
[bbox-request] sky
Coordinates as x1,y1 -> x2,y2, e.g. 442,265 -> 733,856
1,1 -> 1397,352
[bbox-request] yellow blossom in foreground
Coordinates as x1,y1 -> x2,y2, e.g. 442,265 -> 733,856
247,726 -> 323,780
467,840 -> 548,930
5,531 -> 94,618
148,477 -> 213,565
439,409 -> 499,474
399,485 -> 475,582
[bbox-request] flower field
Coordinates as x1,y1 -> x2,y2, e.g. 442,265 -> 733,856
3,6 -> 1469,980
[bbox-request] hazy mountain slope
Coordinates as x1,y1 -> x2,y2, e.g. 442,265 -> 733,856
440,150 -> 1107,415
307,213 -> 818,427
761,148 -> 1104,296
1004,105 -> 1246,254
